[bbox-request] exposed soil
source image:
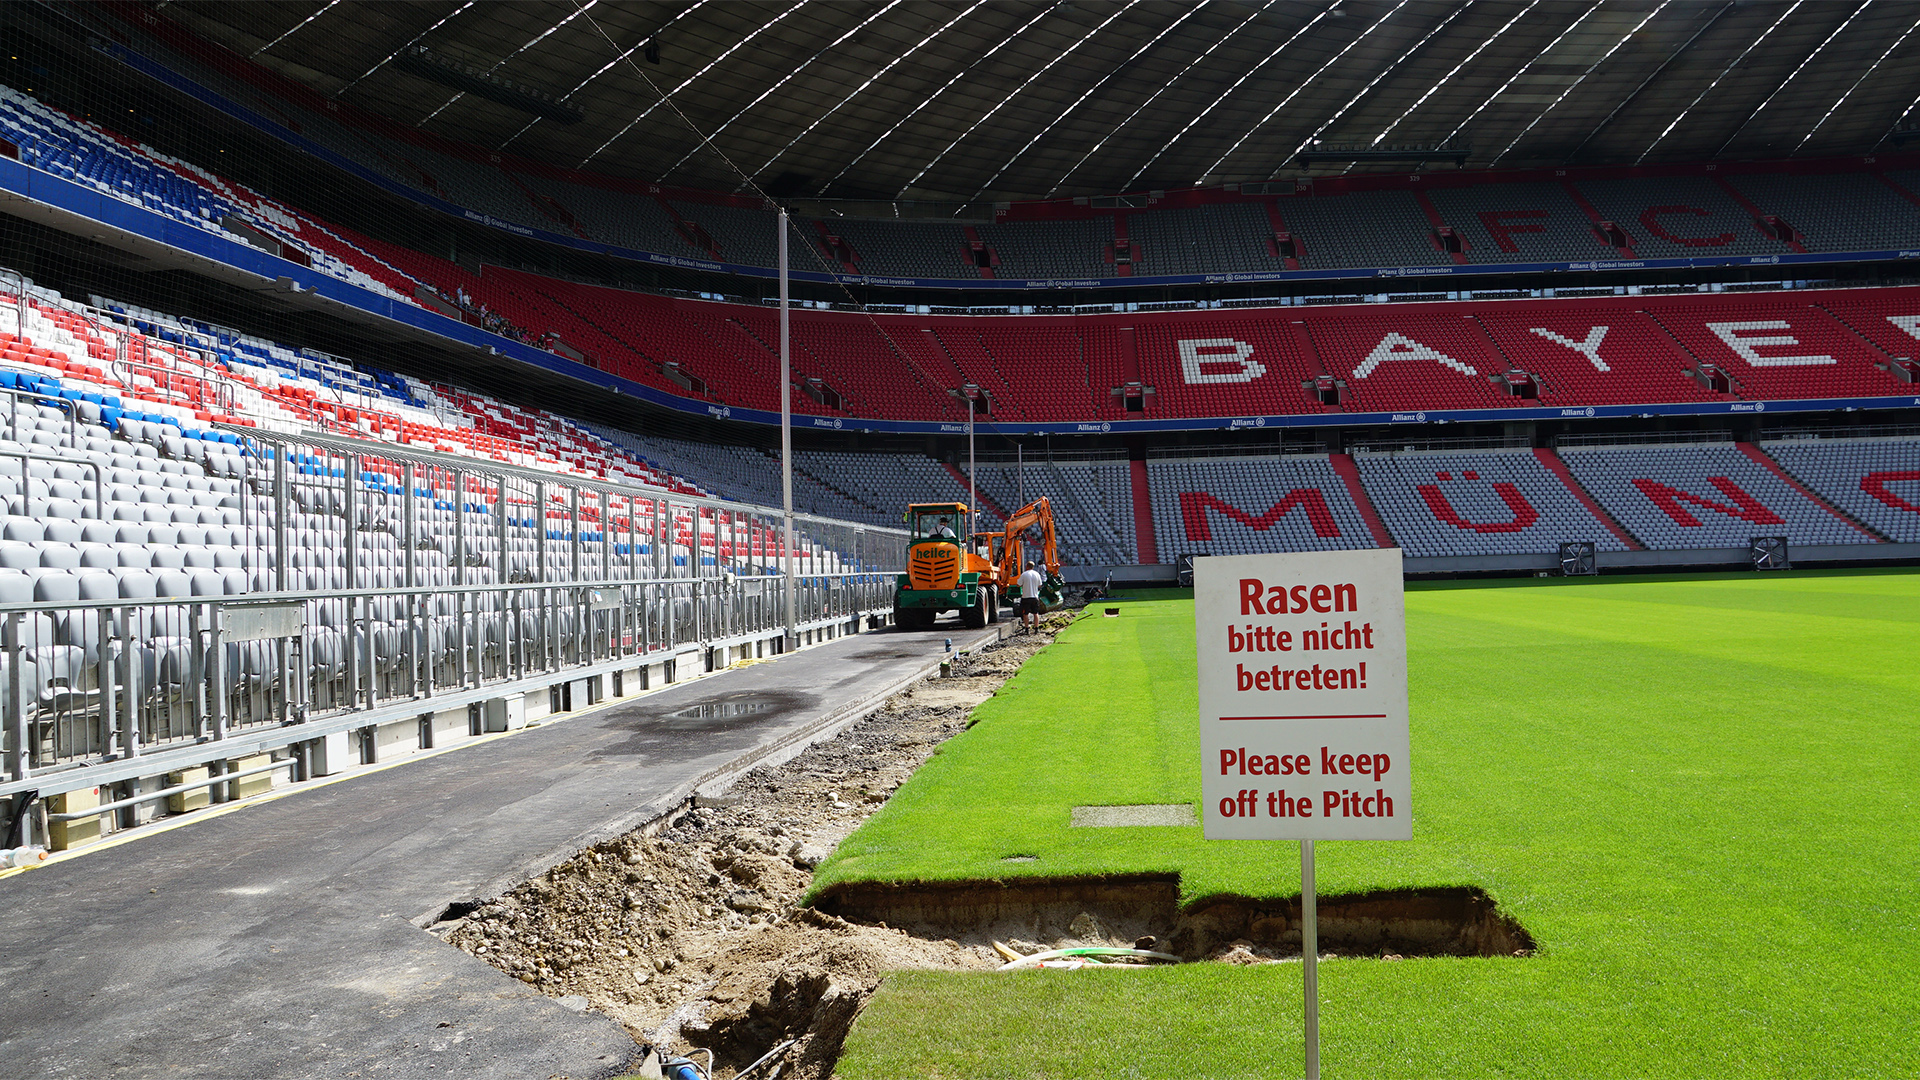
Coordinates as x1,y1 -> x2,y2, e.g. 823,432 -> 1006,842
818,878 -> 1533,961
443,612 -> 1080,1079
440,605 -> 1532,1079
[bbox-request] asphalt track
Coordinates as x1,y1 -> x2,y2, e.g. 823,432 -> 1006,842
0,619 -> 1002,1079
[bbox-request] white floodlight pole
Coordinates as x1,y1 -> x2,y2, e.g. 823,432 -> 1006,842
1016,440 -> 1024,509
779,209 -> 796,652
966,387 -> 977,536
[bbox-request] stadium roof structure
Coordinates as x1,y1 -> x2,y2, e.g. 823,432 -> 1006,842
155,0 -> 1920,205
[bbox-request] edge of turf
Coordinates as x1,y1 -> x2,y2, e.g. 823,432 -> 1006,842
809,565 -> 1920,919
811,875 -> 1543,958
807,601 -> 1532,931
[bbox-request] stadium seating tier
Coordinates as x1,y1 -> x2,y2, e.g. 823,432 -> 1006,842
1559,443 -> 1874,550
5,68 -> 1920,426
1148,455 -> 1379,557
1354,449 -> 1631,558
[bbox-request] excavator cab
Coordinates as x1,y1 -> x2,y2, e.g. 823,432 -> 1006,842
976,531 -> 1009,577
908,505 -> 966,543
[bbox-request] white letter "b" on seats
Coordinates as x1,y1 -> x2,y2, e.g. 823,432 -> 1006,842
1179,338 -> 1264,384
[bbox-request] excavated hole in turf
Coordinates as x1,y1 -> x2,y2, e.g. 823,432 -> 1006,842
814,876 -> 1534,960
444,613 -> 1527,1079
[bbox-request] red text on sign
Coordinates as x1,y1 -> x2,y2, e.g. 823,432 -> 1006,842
1220,748 -> 1313,776
1236,662 -> 1367,691
1239,578 -> 1357,615
1325,789 -> 1394,818
1228,621 -> 1374,653
1322,747 -> 1392,781
1212,788 -> 1396,818
1268,790 -> 1313,817
1217,747 -> 1391,782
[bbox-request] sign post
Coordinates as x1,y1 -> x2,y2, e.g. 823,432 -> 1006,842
1302,837 -> 1317,1078
1195,550 -> 1411,1080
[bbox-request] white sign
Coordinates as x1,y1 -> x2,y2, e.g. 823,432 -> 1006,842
1196,550 -> 1411,841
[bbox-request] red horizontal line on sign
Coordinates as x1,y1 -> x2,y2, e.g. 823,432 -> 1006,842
1220,714 -> 1388,721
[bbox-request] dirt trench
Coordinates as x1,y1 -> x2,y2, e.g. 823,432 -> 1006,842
817,878 -> 1532,962
439,607 -> 1531,1079
441,613 -> 1080,1079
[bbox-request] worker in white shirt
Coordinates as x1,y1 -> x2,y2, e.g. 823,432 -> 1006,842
1017,560 -> 1045,633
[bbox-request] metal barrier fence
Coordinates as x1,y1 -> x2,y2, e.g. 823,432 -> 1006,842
225,428 -> 902,596
3,569 -> 895,785
0,424 -> 909,807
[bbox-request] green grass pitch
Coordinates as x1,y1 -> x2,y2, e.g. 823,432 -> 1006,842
820,569 -> 1920,1078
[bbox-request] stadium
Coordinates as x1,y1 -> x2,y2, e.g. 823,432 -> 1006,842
0,1 -> 1913,1076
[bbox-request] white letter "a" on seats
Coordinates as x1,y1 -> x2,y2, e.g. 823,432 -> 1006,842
1353,332 -> 1477,378
1179,338 -> 1265,384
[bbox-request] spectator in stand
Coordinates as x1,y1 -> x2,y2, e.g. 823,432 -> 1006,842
446,294 -> 540,347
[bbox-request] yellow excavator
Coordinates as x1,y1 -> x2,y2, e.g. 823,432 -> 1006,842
894,499 -> 1061,630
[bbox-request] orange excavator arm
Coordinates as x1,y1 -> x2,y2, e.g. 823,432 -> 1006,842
995,497 -> 1061,582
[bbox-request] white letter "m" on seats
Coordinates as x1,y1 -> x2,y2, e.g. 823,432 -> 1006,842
1178,338 -> 1264,384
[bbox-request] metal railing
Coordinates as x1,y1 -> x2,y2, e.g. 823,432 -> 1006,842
1759,424 -> 1920,442
1553,429 -> 1736,449
0,386 -> 78,448
227,428 -> 904,592
1147,443 -> 1330,460
1348,434 -> 1534,454
0,422 -> 910,807
979,447 -> 1130,462
0,446 -> 103,519
1,569 -> 895,789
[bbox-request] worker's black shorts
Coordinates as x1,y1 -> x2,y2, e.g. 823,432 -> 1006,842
1019,597 -> 1043,615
